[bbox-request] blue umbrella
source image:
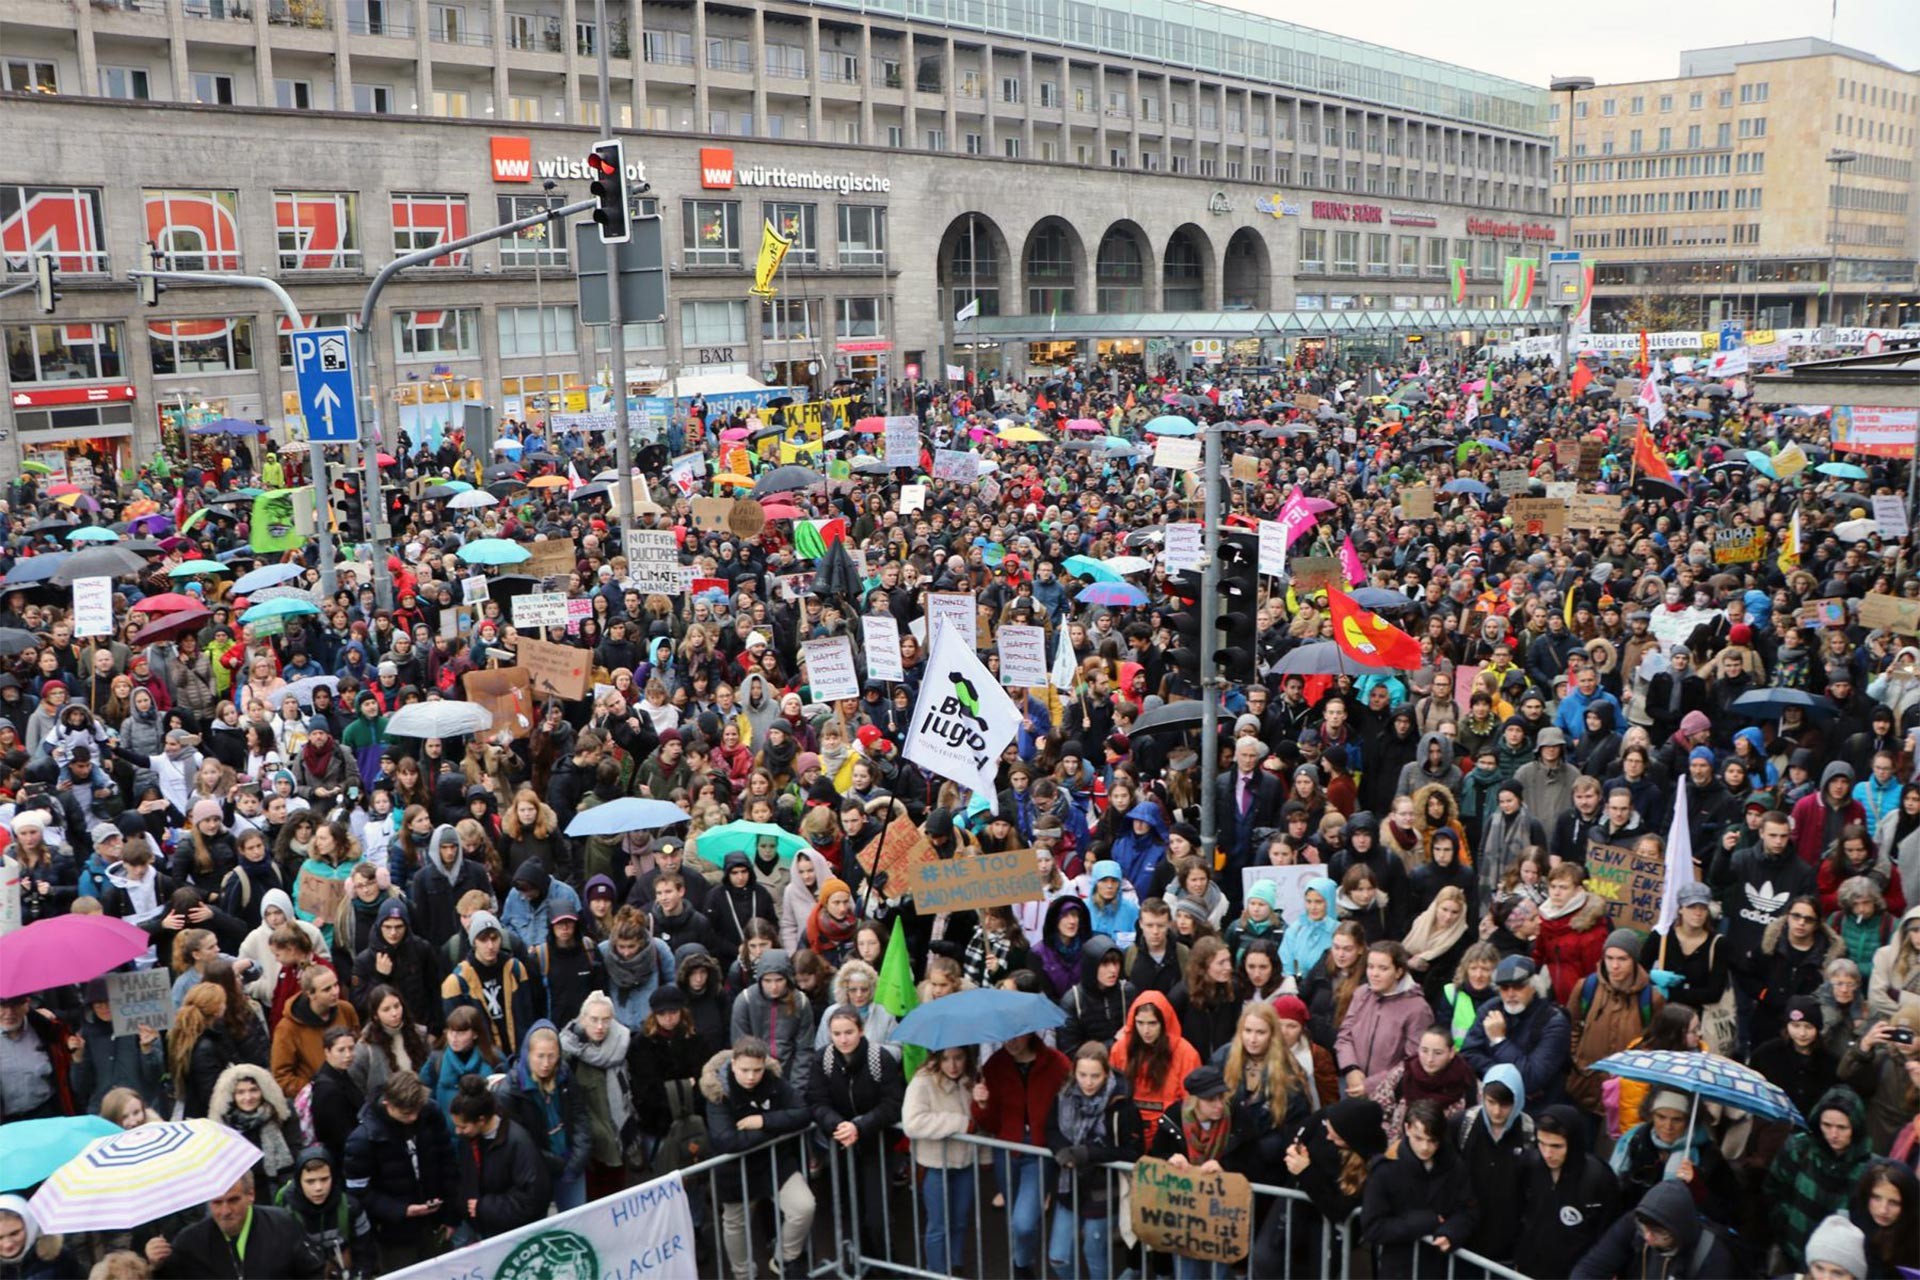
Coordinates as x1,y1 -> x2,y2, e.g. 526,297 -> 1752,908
1474,437 -> 1513,453
1590,1048 -> 1802,1127
66,526 -> 119,542
2,554 -> 68,587
1729,688 -> 1838,721
1077,581 -> 1149,608
189,417 -> 264,436
458,538 -> 532,566
1816,461 -> 1869,480
1681,408 -> 1713,421
1743,450 -> 1778,479
1143,414 -> 1198,437
232,562 -> 307,595
1441,478 -> 1490,497
565,797 -> 693,838
892,989 -> 1065,1050
0,1115 -> 121,1192
1061,555 -> 1122,583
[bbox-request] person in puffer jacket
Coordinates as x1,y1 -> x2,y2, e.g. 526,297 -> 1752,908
1058,935 -> 1136,1051
728,948 -> 817,1095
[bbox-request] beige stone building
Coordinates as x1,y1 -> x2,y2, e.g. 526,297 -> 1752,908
1553,38 -> 1919,331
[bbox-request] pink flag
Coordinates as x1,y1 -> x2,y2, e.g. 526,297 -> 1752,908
1275,487 -> 1319,549
1418,357 -> 1431,377
1340,536 -> 1367,588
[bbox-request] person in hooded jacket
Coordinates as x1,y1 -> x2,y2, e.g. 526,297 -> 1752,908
1107,990 -> 1202,1129
708,852 -> 777,967
496,1021 -> 593,1211
498,859 -> 582,955
1568,928 -> 1665,1118
1336,941 -> 1434,1096
1058,934 -> 1136,1051
1327,812 -> 1411,938
1396,731 -> 1464,800
352,898 -> 442,1033
446,1074 -> 549,1243
1797,761 -> 1870,866
343,1072 -> 455,1271
408,823 -> 490,951
1034,896 -> 1093,999
729,947 -> 816,1095
1610,1088 -> 1736,1221
1361,1097 -> 1478,1277
674,944 -> 731,1056
1448,1063 -> 1533,1262
1767,1085 -> 1875,1271
1513,1104 -> 1620,1278
1045,1041 -> 1144,1280
1110,797 -> 1169,891
1569,1177 -> 1739,1279
702,1037 -> 817,1280
273,1145 -> 377,1280
1256,1097 -> 1386,1278
597,906 -> 676,1034
808,1005 -> 906,1264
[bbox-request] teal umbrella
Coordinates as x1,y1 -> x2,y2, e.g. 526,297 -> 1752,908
0,1115 -> 120,1192
167,559 -> 230,578
66,527 -> 119,542
457,538 -> 532,566
693,820 -> 809,865
240,597 -> 320,623
1061,555 -> 1121,583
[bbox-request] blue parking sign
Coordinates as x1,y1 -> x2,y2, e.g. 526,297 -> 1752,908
292,327 -> 360,443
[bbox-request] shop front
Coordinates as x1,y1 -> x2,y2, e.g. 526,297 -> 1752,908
11,384 -> 139,479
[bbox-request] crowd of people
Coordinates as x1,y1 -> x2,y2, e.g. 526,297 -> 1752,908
0,340 -> 1916,1280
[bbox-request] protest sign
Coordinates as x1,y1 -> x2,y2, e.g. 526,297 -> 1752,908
1567,493 -> 1626,530
72,576 -> 113,638
461,575 -> 490,605
1873,496 -> 1911,539
520,636 -> 591,700
565,599 -> 594,634
1292,393 -> 1324,413
1772,442 -> 1810,479
511,591 -> 569,629
927,591 -> 979,652
1495,469 -> 1532,496
862,614 -> 904,681
1803,599 -> 1847,629
859,815 -> 937,893
1860,593 -> 1920,634
996,624 -> 1049,687
773,572 -> 815,602
0,857 -> 18,936
1508,497 -> 1568,536
1288,556 -> 1341,593
1711,526 -> 1767,565
910,850 -> 1045,915
1162,523 -> 1204,573
440,604 -> 473,642
462,667 -> 532,738
1239,865 -> 1321,926
1257,519 -> 1288,577
689,576 -> 727,599
1584,842 -> 1665,929
1648,606 -> 1722,648
1401,486 -> 1435,519
297,866 -> 348,925
1577,440 -> 1607,480
883,416 -> 921,468
932,449 -> 979,482
899,483 -> 927,515
727,499 -> 767,540
1544,481 -> 1577,499
802,636 -> 861,701
625,530 -> 681,594
1231,453 -> 1263,483
689,497 -> 732,531
1131,1157 -> 1254,1264
524,540 -> 576,580
105,968 -> 175,1037
1556,440 -> 1582,469
1153,437 -> 1201,472
384,1171 -> 696,1280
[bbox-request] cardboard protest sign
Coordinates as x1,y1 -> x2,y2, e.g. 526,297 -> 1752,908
859,815 -> 936,894
1556,440 -> 1582,470
1288,556 -> 1341,593
462,667 -> 533,738
625,529 -> 681,594
1508,497 -> 1568,536
910,850 -> 1045,915
73,576 -> 114,638
1293,393 -> 1324,413
297,866 -> 348,925
727,499 -> 767,539
1401,486 -> 1435,519
1577,440 -> 1607,480
1873,496 -> 1910,539
862,614 -> 904,681
1162,523 -> 1204,573
1131,1157 -> 1254,1263
519,636 -> 591,700
899,484 -> 927,515
927,591 -> 979,651
106,968 -> 175,1037
1584,842 -> 1664,929
1860,592 -> 1920,635
511,591 -> 569,629
1231,453 -> 1263,483
1566,493 -> 1625,530
802,636 -> 861,701
932,449 -> 979,483
1495,469 -> 1532,496
883,416 -> 921,468
1711,527 -> 1767,565
690,497 -> 733,531
524,540 -> 576,580
1772,442 -> 1809,479
461,575 -> 490,605
1153,437 -> 1201,472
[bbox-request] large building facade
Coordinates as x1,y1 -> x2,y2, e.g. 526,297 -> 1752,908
0,0 -> 1558,477
1555,39 -> 1920,333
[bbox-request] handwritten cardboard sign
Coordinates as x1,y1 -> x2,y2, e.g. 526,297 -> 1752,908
1131,1157 -> 1254,1263
625,529 -> 681,594
511,591 -> 569,629
860,815 -> 936,895
297,866 -> 348,926
1401,486 -> 1435,519
932,449 -> 979,483
106,968 -> 175,1037
1860,593 -> 1920,635
1231,453 -> 1263,483
462,666 -> 534,738
1153,437 -> 1201,472
690,497 -> 733,531
1556,440 -> 1582,470
1566,493 -> 1625,530
524,540 -> 576,581
1495,469 -> 1532,496
1584,842 -> 1664,930
910,849 -> 1045,915
1292,393 -> 1324,413
1711,526 -> 1767,565
1577,440 -> 1607,480
727,498 -> 767,540
1508,497 -> 1568,536
996,624 -> 1049,687
1288,556 -> 1341,593
519,636 -> 591,700
802,635 -> 861,701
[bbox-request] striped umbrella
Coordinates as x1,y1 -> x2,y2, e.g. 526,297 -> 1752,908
28,1120 -> 262,1232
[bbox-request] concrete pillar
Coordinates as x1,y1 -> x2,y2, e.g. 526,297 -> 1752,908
806,12 -> 821,143
330,0 -> 353,110
166,0 -> 189,102
942,35 -> 956,152
252,4 -> 273,106
749,7 -> 766,137
691,0 -> 706,131
629,0 -> 644,124
1021,49 -> 1033,157
857,23 -> 872,147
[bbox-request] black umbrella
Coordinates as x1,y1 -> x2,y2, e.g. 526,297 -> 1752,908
851,458 -> 894,475
570,483 -> 612,501
484,464 -> 522,483
752,466 -> 826,498
522,450 -> 560,465
636,444 -> 670,471
748,425 -> 784,444
1632,476 -> 1685,501
0,628 -> 37,656
484,574 -> 541,600
25,518 -> 76,536
1410,439 -> 1453,455
487,480 -> 529,499
1122,527 -> 1164,549
1701,384 -> 1732,398
764,396 -> 794,410
420,484 -> 463,501
1130,698 -> 1215,737
203,492 -> 254,507
51,546 -> 148,584
809,538 -> 865,607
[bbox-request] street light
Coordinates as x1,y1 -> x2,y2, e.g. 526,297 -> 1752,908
1826,149 -> 1860,331
1549,77 -> 1592,361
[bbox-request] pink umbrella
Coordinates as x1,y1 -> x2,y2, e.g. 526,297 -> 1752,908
854,417 -> 887,434
760,503 -> 804,519
0,916 -> 152,998
376,453 -> 397,466
968,427 -> 993,443
1162,393 -> 1183,405
1299,496 -> 1338,515
1065,418 -> 1104,433
1462,378 -> 1487,394
1240,419 -> 1271,431
720,427 -> 750,441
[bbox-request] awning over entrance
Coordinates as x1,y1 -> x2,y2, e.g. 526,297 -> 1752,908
958,307 -> 1559,341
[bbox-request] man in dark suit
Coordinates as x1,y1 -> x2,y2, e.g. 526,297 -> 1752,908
1214,736 -> 1282,910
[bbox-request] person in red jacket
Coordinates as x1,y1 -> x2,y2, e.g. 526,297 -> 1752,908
1533,862 -> 1611,1008
1795,762 -> 1869,867
979,1029 -> 1070,1277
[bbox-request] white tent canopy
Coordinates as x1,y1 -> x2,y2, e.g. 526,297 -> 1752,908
646,373 -> 774,399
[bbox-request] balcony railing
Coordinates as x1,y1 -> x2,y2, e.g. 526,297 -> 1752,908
431,27 -> 492,47
184,0 -> 252,20
347,14 -> 411,34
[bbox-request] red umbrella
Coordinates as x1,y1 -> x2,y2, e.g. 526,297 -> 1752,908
45,483 -> 82,497
854,417 -> 886,433
133,606 -> 211,644
377,453 -> 397,466
129,592 -> 202,614
760,503 -> 803,519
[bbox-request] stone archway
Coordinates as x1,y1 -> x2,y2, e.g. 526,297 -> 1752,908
1094,220 -> 1152,312
1021,216 -> 1086,316
936,213 -> 1012,318
1162,222 -> 1216,311
1223,226 -> 1273,310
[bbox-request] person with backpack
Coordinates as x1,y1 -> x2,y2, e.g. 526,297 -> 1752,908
1568,929 -> 1665,1120
628,986 -> 708,1173
1569,1177 -> 1739,1279
274,1146 -> 377,1280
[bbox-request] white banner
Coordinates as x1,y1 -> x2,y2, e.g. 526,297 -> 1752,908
1163,522 -> 1204,573
862,614 -> 904,681
1050,622 -> 1078,693
72,576 -> 114,638
625,529 -> 681,594
927,591 -> 978,652
1873,495 -> 1911,540
903,623 -> 1021,795
996,623 -> 1049,687
512,591 -> 569,629
385,1172 -> 696,1280
1152,437 -> 1201,472
803,635 -> 861,700
883,416 -> 921,468
1705,348 -> 1750,378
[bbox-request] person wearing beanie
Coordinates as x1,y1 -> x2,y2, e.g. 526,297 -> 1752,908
439,908 -> 538,1057
1225,879 -> 1284,961
1083,858 -> 1141,948
1802,1212 -> 1870,1280
804,876 -> 859,964
1565,927 -> 1662,1118
627,980 -> 706,1153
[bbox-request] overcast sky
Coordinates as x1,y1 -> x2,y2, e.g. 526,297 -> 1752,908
1227,0 -> 1920,87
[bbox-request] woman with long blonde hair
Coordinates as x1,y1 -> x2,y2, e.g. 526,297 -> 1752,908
1222,1002 -> 1309,1149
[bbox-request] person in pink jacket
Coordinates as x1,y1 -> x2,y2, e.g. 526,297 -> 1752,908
1334,941 -> 1435,1096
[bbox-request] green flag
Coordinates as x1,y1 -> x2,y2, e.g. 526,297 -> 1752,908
875,921 -> 924,1078
1479,364 -> 1495,408
249,487 -> 306,553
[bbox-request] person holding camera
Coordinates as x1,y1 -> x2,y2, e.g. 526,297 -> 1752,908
1838,1008 -> 1920,1151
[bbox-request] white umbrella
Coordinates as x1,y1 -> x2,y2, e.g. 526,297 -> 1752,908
1102,555 -> 1154,576
1836,518 -> 1880,542
29,1120 -> 261,1233
449,489 -> 498,510
281,675 -> 339,707
385,700 -> 495,739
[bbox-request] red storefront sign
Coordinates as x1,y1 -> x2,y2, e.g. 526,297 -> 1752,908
1467,216 -> 1558,242
836,340 -> 891,354
1311,201 -> 1383,222
11,384 -> 136,408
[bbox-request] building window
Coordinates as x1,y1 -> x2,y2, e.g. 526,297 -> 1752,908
390,193 -> 470,266
1658,94 -> 1673,112
188,72 -> 235,105
680,300 -> 746,345
1657,127 -> 1671,150
1630,95 -> 1644,113
393,309 -> 479,360
353,84 -> 393,113
681,200 -> 740,267
760,298 -> 819,341
275,79 -> 313,109
642,30 -> 692,64
275,191 -> 361,270
965,133 -> 983,155
0,186 -> 110,275
149,317 -> 254,376
1333,231 -> 1359,273
1039,82 -> 1059,108
923,128 -> 944,151
761,201 -> 817,266
836,205 -> 886,268
2,60 -> 57,93
504,94 -> 539,122
706,36 -> 749,72
765,44 -> 806,78
1365,232 -> 1390,275
145,189 -> 243,271
835,297 -> 882,338
1298,228 -> 1325,273
884,126 -> 903,148
1001,76 -> 1022,104
4,322 -> 123,383
98,67 -> 150,100
276,311 -> 350,367
1003,136 -> 1023,159
496,194 -> 567,268
496,305 -> 576,356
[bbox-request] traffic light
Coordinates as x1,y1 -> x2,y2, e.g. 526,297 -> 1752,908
32,254 -> 59,314
1214,530 -> 1260,687
136,243 -> 163,307
587,139 -> 629,245
1165,570 -> 1205,693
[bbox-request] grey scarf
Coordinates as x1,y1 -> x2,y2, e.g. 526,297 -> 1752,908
561,1017 -> 633,1137
602,938 -> 658,993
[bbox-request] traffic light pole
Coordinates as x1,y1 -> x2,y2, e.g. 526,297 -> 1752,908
594,0 -> 636,557
352,197 -> 596,608
1198,420 -> 1222,864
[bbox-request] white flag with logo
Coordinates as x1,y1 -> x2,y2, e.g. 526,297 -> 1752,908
904,623 -> 1020,796
1050,622 -> 1078,693
1637,370 -> 1666,430
955,297 -> 980,324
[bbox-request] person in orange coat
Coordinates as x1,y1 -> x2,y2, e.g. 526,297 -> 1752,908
1106,990 -> 1201,1129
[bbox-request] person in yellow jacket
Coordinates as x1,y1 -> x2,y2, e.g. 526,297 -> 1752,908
260,450 -> 284,489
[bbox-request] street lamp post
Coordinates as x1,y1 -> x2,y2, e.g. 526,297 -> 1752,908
1549,77 -> 1592,374
1826,149 -> 1860,333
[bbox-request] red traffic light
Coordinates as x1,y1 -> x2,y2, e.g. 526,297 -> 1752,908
586,151 -> 616,176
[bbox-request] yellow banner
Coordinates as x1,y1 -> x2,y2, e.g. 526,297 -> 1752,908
750,219 -> 793,298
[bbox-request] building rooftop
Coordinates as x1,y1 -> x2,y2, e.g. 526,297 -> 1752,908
808,0 -> 1547,133
1679,38 -> 1907,77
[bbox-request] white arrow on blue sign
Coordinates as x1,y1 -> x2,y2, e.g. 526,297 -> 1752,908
292,327 -> 360,443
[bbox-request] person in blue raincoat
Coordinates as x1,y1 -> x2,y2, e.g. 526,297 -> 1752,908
1110,797 -> 1168,890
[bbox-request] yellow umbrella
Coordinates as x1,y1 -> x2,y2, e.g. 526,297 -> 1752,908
997,426 -> 1049,443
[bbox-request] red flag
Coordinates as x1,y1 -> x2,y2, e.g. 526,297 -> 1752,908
1632,426 -> 1673,482
1328,587 -> 1424,670
1568,359 -> 1593,400
1036,392 -> 1053,414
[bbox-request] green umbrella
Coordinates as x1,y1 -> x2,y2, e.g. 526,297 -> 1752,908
168,559 -> 230,577
19,460 -> 51,476
692,820 -> 808,865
